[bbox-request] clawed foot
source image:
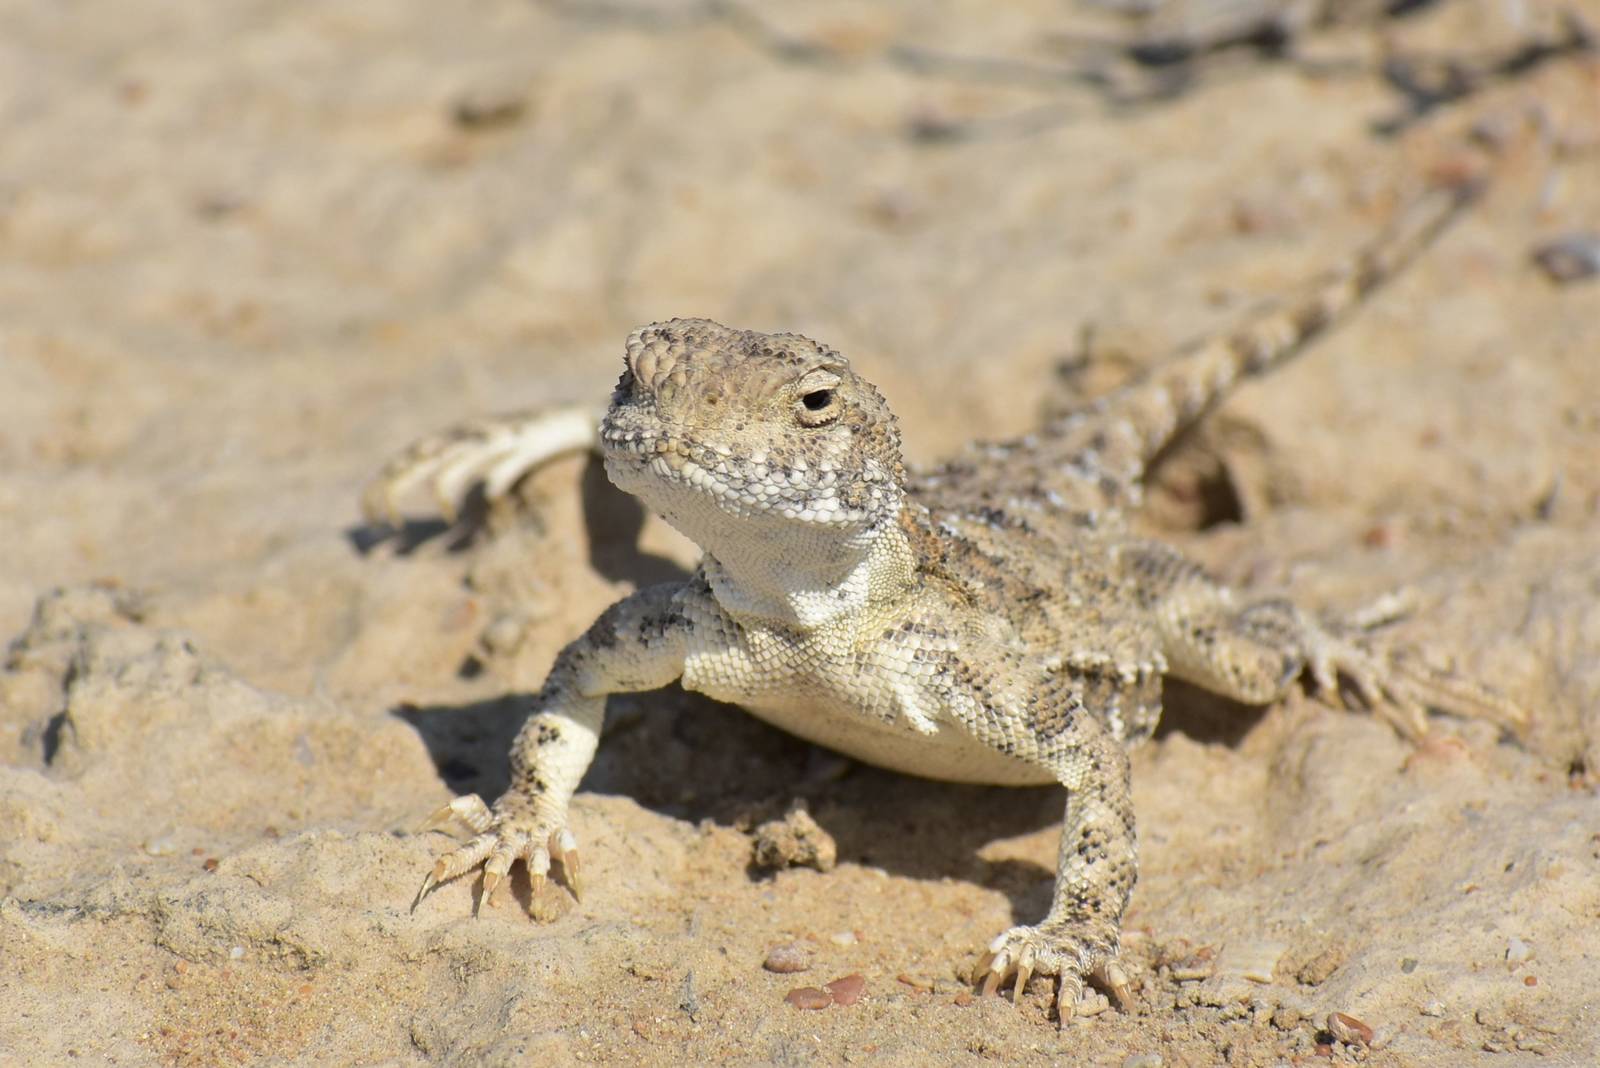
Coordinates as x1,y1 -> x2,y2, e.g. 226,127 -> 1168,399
362,406 -> 600,526
412,794 -> 583,917
975,921 -> 1135,1028
1304,616 -> 1528,742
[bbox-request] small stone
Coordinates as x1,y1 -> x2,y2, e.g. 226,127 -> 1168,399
784,986 -> 832,1011
482,614 -> 529,657
1420,1001 -> 1446,1017
1271,1005 -> 1305,1030
228,946 -> 245,961
1076,990 -> 1112,1017
1469,110 -> 1523,151
762,942 -> 811,974
1218,940 -> 1285,983
751,801 -> 837,873
1532,232 -> 1600,284
1122,1055 -> 1162,1068
451,87 -> 530,130
1505,937 -> 1535,965
1400,957 -> 1418,974
825,973 -> 866,1006
1327,1011 -> 1374,1047
952,991 -> 973,1007
1295,946 -> 1346,986
143,835 -> 178,857
1163,942 -> 1216,981
828,930 -> 857,947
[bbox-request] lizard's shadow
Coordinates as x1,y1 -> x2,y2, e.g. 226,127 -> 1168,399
395,689 -> 1063,922
347,454 -> 687,592
395,680 -> 1266,927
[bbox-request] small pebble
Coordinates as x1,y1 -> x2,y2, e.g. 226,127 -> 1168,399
751,803 -> 838,873
825,973 -> 866,1006
1219,940 -> 1285,983
228,946 -> 245,961
1532,232 -> 1600,284
1165,943 -> 1217,982
1420,1000 -> 1446,1017
482,614 -> 529,657
451,88 -> 529,130
1327,1011 -> 1374,1047
1271,1005 -> 1305,1030
1122,1055 -> 1163,1068
828,930 -> 857,947
784,986 -> 832,1011
1506,937 -> 1535,965
1469,110 -> 1522,151
1076,991 -> 1112,1017
762,942 -> 811,974
144,835 -> 178,857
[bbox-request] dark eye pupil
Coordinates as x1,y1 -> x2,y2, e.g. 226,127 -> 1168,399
802,389 -> 834,411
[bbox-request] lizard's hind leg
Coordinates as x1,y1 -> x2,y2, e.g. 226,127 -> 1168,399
1123,541 -> 1527,739
362,405 -> 601,525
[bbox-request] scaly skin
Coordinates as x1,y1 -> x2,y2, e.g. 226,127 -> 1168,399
380,182 -> 1523,1026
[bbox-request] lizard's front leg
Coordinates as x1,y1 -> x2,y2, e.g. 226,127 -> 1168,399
415,582 -> 694,914
976,710 -> 1138,1026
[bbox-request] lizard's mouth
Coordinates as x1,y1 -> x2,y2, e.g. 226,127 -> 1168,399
599,417 -> 870,528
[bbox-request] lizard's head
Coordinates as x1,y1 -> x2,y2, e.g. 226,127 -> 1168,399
600,319 -> 905,547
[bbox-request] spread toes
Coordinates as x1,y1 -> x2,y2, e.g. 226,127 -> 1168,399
412,793 -> 580,917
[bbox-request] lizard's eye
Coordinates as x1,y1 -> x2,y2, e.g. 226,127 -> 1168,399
796,387 -> 841,426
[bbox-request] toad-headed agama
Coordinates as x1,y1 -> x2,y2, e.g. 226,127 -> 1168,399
364,180 -> 1522,1026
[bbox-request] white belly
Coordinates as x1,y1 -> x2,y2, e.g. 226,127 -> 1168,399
678,610 -> 1056,787
732,692 -> 1055,787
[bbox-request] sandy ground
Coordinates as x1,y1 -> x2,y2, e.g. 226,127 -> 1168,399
3,1 -> 1599,1065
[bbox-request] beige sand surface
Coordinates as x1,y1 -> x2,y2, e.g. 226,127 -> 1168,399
2,2 -> 1598,1064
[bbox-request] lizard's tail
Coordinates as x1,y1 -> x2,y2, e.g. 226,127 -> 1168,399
1084,178 -> 1482,475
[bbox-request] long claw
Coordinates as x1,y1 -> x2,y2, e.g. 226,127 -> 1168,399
411,869 -> 438,912
1012,962 -> 1033,1005
482,869 -> 501,904
1055,974 -> 1084,1028
1100,960 -> 1134,1012
548,828 -> 583,901
1011,944 -> 1036,1004
564,849 -> 583,902
418,803 -> 459,834
418,795 -> 493,835
981,954 -> 1007,998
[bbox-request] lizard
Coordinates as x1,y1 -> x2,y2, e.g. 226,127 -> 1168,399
365,178 -> 1524,1027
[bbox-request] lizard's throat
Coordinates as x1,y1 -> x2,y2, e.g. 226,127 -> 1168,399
605,450 -> 914,627
697,516 -> 917,630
